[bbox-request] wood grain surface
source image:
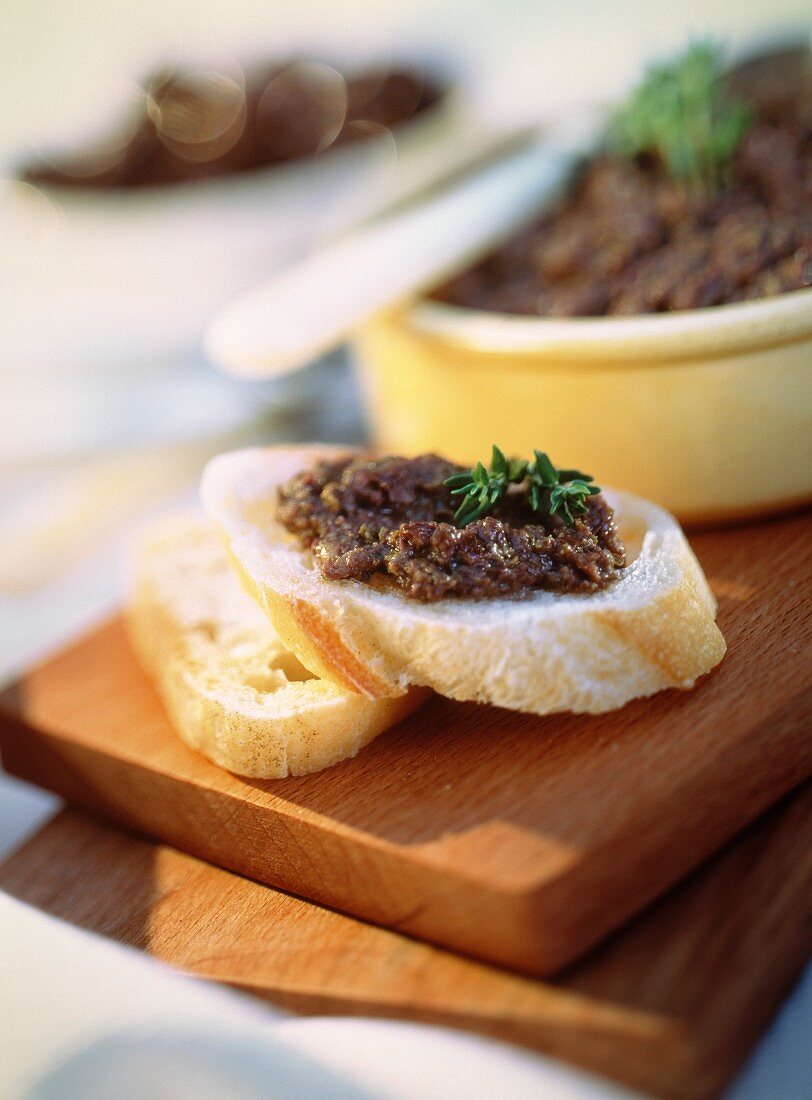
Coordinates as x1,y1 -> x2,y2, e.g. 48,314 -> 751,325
2,785 -> 810,1100
1,511 -> 810,977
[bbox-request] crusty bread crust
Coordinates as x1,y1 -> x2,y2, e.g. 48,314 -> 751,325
202,446 -> 727,714
125,513 -> 425,777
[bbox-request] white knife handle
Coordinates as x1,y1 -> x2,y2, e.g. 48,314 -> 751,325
205,131 -> 583,379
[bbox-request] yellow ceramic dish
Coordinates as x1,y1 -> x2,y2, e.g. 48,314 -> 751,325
355,288 -> 812,524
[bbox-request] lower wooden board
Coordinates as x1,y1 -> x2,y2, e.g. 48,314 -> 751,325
1,512 -> 810,976
2,785 -> 810,1100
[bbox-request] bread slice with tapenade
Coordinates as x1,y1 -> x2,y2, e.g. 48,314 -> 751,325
125,512 -> 425,777
201,445 -> 726,714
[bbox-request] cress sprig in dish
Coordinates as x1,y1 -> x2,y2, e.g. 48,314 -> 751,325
444,446 -> 600,527
607,40 -> 752,195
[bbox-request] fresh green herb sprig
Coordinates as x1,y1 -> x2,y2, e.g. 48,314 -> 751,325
526,451 -> 601,524
606,40 -> 752,195
444,447 -> 600,528
444,445 -> 528,527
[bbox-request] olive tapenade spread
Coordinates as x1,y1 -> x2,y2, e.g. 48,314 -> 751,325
433,47 -> 812,316
277,454 -> 625,602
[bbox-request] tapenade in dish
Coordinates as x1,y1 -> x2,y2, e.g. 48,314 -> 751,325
202,444 -> 726,715
434,44 -> 812,315
21,61 -> 443,189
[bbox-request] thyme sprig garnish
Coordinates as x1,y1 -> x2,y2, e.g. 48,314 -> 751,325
444,445 -> 528,527
444,447 -> 600,527
607,40 -> 752,195
527,450 -> 601,524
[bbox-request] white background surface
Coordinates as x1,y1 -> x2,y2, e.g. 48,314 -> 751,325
1,2 -> 810,1097
3,0 -> 811,150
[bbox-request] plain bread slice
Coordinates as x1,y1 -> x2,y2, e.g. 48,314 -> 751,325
125,512 -> 425,777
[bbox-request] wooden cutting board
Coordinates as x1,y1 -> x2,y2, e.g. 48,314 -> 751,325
1,511 -> 810,977
2,786 -> 810,1100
